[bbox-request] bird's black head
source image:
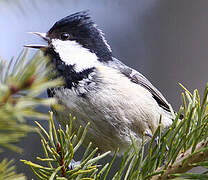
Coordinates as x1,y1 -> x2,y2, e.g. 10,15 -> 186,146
25,11 -> 113,73
47,11 -> 113,64
47,11 -> 111,55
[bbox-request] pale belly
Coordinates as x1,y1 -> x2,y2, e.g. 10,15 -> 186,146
52,87 -> 171,154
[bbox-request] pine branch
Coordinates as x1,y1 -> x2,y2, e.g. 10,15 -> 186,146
0,159 -> 26,180
0,49 -> 62,179
0,49 -> 62,152
152,140 -> 208,180
21,112 -> 112,179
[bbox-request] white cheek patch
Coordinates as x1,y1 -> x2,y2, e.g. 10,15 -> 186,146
52,39 -> 100,72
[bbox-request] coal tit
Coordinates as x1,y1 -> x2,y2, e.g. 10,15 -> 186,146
25,11 -> 173,154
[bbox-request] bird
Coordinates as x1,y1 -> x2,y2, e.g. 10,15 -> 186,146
25,11 -> 173,155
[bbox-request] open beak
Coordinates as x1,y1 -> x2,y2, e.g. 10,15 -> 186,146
24,32 -> 50,50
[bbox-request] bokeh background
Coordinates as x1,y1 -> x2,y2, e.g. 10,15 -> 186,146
1,0 -> 208,178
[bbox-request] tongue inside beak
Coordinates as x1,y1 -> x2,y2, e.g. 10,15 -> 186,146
24,32 -> 49,50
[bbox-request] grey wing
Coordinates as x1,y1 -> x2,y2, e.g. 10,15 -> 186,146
108,58 -> 170,112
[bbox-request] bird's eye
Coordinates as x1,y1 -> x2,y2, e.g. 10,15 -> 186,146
60,33 -> 70,40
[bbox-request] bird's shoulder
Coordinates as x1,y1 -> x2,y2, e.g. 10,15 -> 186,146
107,58 -> 170,112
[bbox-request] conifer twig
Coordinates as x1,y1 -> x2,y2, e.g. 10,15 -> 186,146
152,140 -> 208,180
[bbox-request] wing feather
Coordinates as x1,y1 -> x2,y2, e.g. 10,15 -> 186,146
108,58 -> 170,112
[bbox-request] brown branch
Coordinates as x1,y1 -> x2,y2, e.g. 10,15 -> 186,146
151,140 -> 208,180
57,142 -> 66,177
0,75 -> 36,107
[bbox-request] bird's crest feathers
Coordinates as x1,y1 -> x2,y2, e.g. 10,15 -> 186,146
48,10 -> 92,33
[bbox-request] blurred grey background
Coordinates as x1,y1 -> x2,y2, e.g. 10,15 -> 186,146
1,0 -> 208,179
